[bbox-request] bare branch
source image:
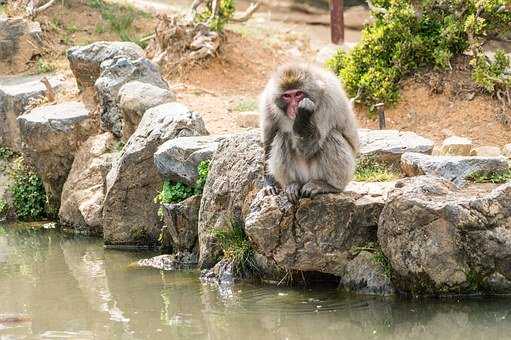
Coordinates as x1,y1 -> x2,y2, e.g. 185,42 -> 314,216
231,2 -> 260,23
27,0 -> 57,17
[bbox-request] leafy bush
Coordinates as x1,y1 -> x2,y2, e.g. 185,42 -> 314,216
327,0 -> 511,110
213,221 -> 256,275
467,169 -> 511,183
354,157 -> 400,182
0,146 -> 16,160
8,157 -> 47,221
0,198 -> 7,217
194,160 -> 210,195
196,0 -> 235,32
471,50 -> 511,93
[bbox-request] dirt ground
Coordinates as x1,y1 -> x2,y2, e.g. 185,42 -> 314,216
7,0 -> 511,147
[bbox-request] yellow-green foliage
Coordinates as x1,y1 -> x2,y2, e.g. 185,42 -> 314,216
327,0 -> 511,110
213,221 -> 256,274
196,0 -> 235,32
354,157 -> 400,182
467,169 -> 511,183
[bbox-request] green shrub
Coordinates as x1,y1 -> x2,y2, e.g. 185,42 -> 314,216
0,146 -> 16,160
8,157 -> 47,221
194,160 -> 210,195
0,198 -> 7,217
471,50 -> 511,93
327,0 -> 511,111
213,221 -> 256,275
155,181 -> 194,205
354,157 -> 400,182
196,0 -> 235,32
35,58 -> 55,74
467,169 -> 511,183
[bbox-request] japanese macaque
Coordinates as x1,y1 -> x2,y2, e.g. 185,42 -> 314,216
260,63 -> 359,202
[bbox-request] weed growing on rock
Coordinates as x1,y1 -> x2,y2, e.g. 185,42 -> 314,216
35,58 -> 55,74
327,0 -> 511,111
213,221 -> 256,275
467,169 -> 511,183
8,157 -> 47,221
155,182 -> 194,206
373,248 -> 393,279
194,160 -> 210,195
354,157 -> 400,182
0,146 -> 16,160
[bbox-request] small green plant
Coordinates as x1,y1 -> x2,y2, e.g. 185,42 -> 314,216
114,140 -> 125,152
8,157 -> 47,221
155,182 -> 193,206
35,58 -> 55,74
95,23 -> 106,34
354,157 -> 400,182
196,0 -> 235,32
471,50 -> 511,93
233,98 -> 258,112
194,160 -> 210,195
373,248 -> 392,278
213,221 -> 256,275
0,198 -> 7,217
467,169 -> 511,184
66,22 -> 79,34
0,146 -> 16,160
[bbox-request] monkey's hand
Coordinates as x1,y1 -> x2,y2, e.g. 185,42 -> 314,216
298,97 -> 316,116
293,98 -> 317,139
263,175 -> 279,196
285,182 -> 302,203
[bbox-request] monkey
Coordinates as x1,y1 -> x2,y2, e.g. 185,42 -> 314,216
259,63 -> 359,202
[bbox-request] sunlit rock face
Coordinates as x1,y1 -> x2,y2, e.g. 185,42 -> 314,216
0,17 -> 42,74
379,176 -> 511,296
102,102 -> 208,247
17,101 -> 94,212
59,132 -> 119,235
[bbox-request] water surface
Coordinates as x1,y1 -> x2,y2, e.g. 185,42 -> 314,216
0,224 -> 510,340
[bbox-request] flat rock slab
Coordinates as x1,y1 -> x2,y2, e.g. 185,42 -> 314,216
401,152 -> 509,187
17,101 -> 94,211
67,41 -> 144,90
0,74 -> 65,150
154,134 -> 230,185
359,129 -> 434,165
131,253 -> 198,271
379,176 -> 511,296
440,136 -> 472,156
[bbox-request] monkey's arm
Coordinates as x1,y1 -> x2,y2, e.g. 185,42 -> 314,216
262,121 -> 279,195
293,98 -> 321,158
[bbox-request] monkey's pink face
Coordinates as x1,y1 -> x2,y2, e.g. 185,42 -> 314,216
281,89 -> 305,119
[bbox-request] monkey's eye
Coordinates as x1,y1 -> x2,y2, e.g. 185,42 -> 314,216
296,91 -> 304,100
282,93 -> 292,100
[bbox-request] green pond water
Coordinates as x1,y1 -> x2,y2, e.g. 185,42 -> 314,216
0,223 -> 510,340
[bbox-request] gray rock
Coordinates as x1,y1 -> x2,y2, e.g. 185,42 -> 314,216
359,129 -> 434,165
378,176 -> 511,296
59,133 -> 119,235
17,101 -> 94,212
118,81 -> 175,141
200,259 -> 235,285
154,134 -> 228,185
160,195 -> 201,253
67,41 -> 144,91
440,136 -> 472,156
401,152 -> 509,187
503,144 -> 511,158
471,146 -> 502,157
95,56 -> 168,137
0,74 -> 65,151
102,102 -> 208,247
340,251 -> 395,295
0,17 -> 42,74
132,253 -> 198,271
244,190 -> 382,277
198,132 -> 265,268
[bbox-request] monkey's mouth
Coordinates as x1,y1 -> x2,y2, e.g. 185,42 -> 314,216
287,105 -> 298,119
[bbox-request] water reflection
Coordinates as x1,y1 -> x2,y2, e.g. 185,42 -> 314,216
0,224 -> 510,339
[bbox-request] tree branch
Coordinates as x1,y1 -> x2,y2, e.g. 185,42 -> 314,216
231,2 -> 260,22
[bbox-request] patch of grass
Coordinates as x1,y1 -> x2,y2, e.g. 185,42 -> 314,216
35,58 -> 56,74
66,22 -> 79,34
233,98 -> 258,112
87,0 -> 151,48
467,169 -> 511,184
354,157 -> 400,182
213,221 -> 256,275
0,146 -> 16,161
8,157 -> 47,221
94,23 -> 106,34
114,140 -> 125,152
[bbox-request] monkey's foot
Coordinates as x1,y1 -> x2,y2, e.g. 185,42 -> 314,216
263,175 -> 279,196
300,180 -> 339,198
285,182 -> 302,203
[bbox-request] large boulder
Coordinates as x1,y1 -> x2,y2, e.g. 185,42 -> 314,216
102,103 -> 208,247
0,17 -> 42,74
95,56 -> 169,137
67,41 -> 144,91
378,176 -> 511,296
440,136 -> 473,156
154,134 -> 228,186
471,146 -> 502,157
198,132 -> 265,268
401,152 -> 509,187
244,188 -> 387,277
359,129 -> 434,165
0,160 -> 15,221
118,81 -> 175,141
17,101 -> 94,212
0,74 -> 65,151
59,133 -> 119,235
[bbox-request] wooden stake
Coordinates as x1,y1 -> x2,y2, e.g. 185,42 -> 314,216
330,0 -> 344,44
41,77 -> 55,103
375,103 -> 385,129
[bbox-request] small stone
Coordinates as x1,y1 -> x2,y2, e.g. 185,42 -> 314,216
340,251 -> 394,295
132,253 -> 198,271
440,136 -> 473,156
234,111 -> 260,128
471,146 -> 502,157
503,144 -> 511,158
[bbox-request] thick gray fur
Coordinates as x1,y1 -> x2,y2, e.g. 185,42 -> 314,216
259,63 -> 359,200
